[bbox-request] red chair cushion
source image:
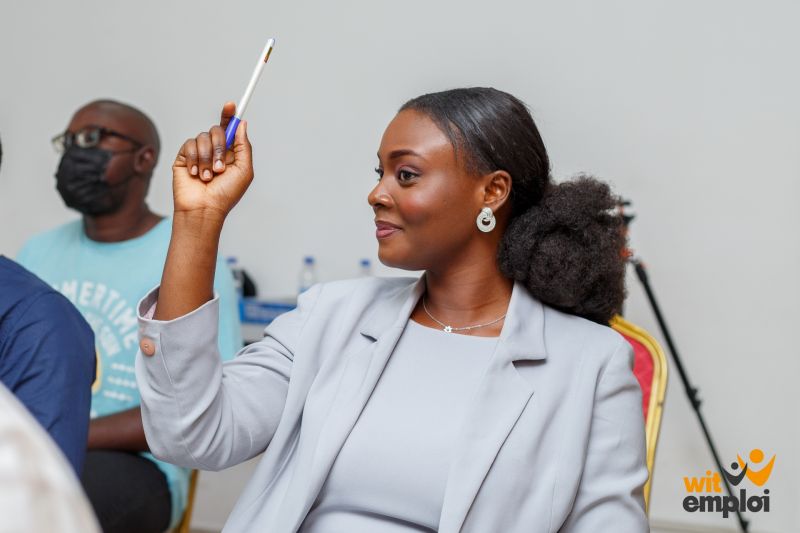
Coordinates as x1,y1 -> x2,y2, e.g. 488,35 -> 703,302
620,332 -> 654,421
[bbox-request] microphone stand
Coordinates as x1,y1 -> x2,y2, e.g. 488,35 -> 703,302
631,258 -> 749,533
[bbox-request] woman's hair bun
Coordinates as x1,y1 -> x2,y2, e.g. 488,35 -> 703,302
498,174 -> 626,324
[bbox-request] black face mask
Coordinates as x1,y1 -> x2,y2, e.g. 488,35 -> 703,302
55,146 -> 133,215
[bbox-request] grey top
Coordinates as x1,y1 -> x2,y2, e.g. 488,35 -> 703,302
300,320 -> 499,532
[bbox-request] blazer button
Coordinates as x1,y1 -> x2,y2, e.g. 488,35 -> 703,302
140,337 -> 156,357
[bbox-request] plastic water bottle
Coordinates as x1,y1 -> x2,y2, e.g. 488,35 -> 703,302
227,256 -> 244,297
298,256 -> 317,294
359,258 -> 372,277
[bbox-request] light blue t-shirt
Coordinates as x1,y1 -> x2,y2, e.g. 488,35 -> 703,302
17,217 -> 242,528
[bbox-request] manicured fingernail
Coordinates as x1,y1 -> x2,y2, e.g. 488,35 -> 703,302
214,160 -> 224,171
191,165 -> 198,176
203,169 -> 212,180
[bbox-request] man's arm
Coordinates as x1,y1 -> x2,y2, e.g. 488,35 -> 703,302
88,406 -> 149,451
4,292 -> 95,474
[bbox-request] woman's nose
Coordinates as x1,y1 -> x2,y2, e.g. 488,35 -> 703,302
367,180 -> 392,210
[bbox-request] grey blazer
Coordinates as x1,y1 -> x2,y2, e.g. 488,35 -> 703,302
136,276 -> 648,532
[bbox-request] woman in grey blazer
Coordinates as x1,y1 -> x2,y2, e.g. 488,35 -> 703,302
136,88 -> 649,532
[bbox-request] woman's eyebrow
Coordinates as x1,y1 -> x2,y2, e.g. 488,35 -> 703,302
377,149 -> 427,162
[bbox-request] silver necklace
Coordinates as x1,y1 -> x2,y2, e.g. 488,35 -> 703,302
422,296 -> 507,333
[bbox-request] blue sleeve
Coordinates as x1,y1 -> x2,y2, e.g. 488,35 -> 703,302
2,292 -> 95,474
213,257 -> 243,361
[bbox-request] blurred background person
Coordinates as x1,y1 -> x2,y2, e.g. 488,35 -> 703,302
0,384 -> 100,533
0,383 -> 100,533
0,135 -> 95,475
16,101 -> 243,533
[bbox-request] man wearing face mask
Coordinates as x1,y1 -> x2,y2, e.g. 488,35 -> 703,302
17,100 -> 243,533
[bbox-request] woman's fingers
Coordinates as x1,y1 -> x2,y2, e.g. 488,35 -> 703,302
219,102 -> 236,129
196,132 -> 214,181
175,105 -> 247,184
209,125 -> 227,173
181,138 -> 199,176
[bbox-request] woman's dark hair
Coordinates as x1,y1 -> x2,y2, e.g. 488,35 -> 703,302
400,87 -> 626,324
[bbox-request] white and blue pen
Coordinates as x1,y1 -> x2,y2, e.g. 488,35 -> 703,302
225,38 -> 276,149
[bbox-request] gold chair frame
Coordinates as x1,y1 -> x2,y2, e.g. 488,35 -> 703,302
610,315 -> 668,511
173,470 -> 199,533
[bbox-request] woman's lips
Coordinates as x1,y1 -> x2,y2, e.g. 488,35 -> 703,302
375,221 -> 401,239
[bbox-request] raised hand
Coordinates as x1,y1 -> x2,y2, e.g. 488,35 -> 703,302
172,102 -> 254,220
155,103 -> 255,322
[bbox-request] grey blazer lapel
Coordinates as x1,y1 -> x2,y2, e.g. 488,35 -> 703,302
278,276 -> 426,532
438,283 -> 548,533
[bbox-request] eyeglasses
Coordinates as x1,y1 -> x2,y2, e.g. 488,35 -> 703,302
52,126 -> 144,154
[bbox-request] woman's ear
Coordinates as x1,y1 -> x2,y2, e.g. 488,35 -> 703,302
483,170 -> 512,211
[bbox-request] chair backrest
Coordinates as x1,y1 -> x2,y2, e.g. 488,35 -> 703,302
172,470 -> 199,533
610,315 -> 668,512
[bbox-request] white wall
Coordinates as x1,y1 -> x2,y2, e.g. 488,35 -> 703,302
1,1 -> 798,531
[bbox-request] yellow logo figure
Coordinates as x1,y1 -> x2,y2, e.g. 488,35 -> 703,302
738,449 -> 776,487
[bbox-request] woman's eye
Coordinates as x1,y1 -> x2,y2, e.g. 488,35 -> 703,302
397,169 -> 418,182
374,167 -> 384,180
